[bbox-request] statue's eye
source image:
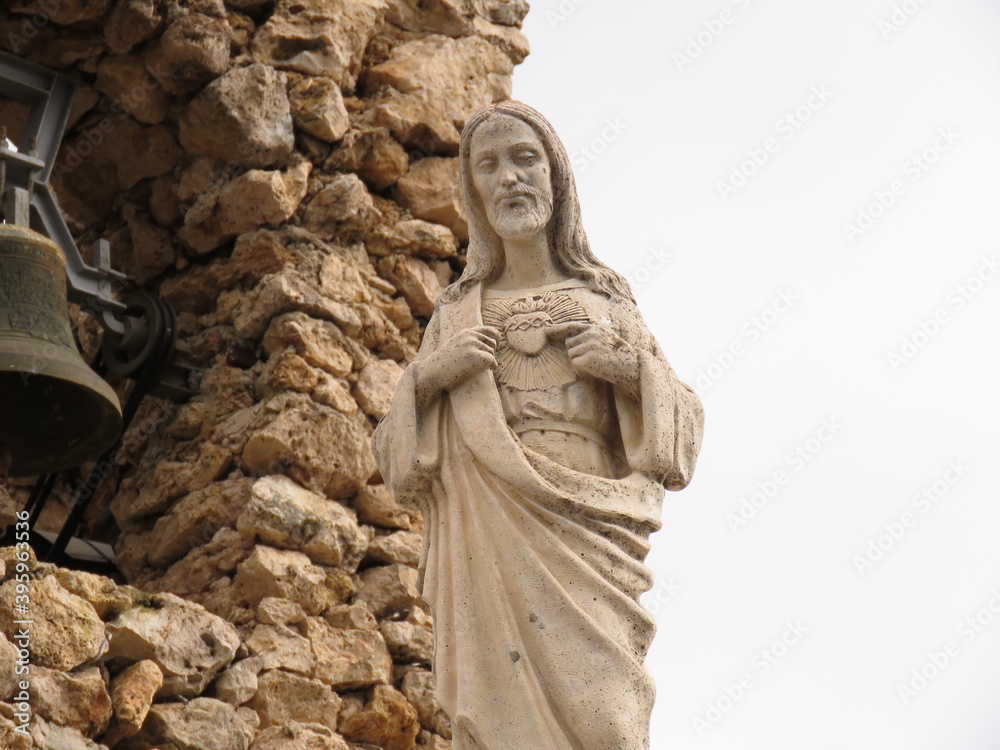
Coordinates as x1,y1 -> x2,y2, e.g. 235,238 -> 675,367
516,150 -> 539,165
476,155 -> 498,171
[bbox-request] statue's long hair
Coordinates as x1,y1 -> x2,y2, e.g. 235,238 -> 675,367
438,100 -> 636,306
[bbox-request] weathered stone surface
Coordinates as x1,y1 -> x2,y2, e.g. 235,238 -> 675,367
234,546 -> 353,616
0,713 -> 30,750
119,697 -> 255,750
236,475 -> 368,569
104,0 -> 163,54
95,54 -> 169,124
146,476 -> 255,570
252,0 -> 386,91
364,90 -> 460,155
250,723 -> 351,750
356,563 -> 421,619
366,530 -> 421,567
26,717 -> 103,750
105,659 -> 163,744
53,569 -> 133,620
353,359 -> 405,419
323,602 -> 378,631
125,441 -> 234,522
367,218 -> 458,259
338,684 -> 419,750
0,576 -> 105,671
214,656 -> 262,706
302,173 -> 379,239
379,605 -> 434,665
0,633 -> 18,700
263,313 -> 355,378
394,157 -> 467,242
147,13 -> 233,94
257,597 -> 308,627
401,668 -> 451,737
416,731 -> 452,749
245,623 -> 315,674
352,484 -> 415,530
112,202 -> 177,283
288,76 -> 350,142
326,126 -> 409,191
179,62 -> 295,168
303,619 -> 392,690
105,593 -> 240,698
377,255 -> 443,316
242,394 -> 376,498
215,160 -> 312,236
9,0 -> 110,24
365,35 -> 512,146
248,670 -> 342,732
29,665 -> 111,737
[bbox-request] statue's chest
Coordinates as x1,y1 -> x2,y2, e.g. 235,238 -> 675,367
481,290 -> 592,392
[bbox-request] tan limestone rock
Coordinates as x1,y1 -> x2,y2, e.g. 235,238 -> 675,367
28,665 -> 111,737
119,697 -> 255,750
234,545 -> 353,616
364,90 -> 461,155
248,670 -> 343,732
302,173 -> 380,239
252,0 -> 387,91
179,62 -> 295,169
147,13 -> 233,94
95,55 -> 169,124
353,359 -> 405,419
288,76 -> 350,143
250,723 -> 351,750
395,157 -> 467,242
366,530 -> 421,567
365,35 -> 512,140
245,624 -> 315,674
9,0 -> 110,24
258,597 -> 308,627
401,668 -> 451,737
256,350 -> 322,398
216,159 -> 312,236
214,656 -> 262,706
379,605 -> 434,665
105,0 -> 164,54
146,477 -> 255,569
263,312 -> 355,378
242,394 -> 376,498
323,602 -> 378,631
356,563 -> 421,619
112,202 -> 177,283
54,569 -> 133,620
0,576 -> 105,671
302,618 -> 392,690
0,633 -> 18,700
105,593 -> 240,698
338,684 -> 419,750
352,484 -> 415,530
104,660 -> 163,744
0,713 -> 30,750
367,218 -> 459,259
236,475 -> 368,569
376,255 -> 443,316
326,126 -> 409,191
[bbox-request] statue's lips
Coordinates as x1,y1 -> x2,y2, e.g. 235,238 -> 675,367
496,190 -> 534,209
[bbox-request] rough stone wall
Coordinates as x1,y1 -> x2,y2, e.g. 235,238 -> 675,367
0,0 -> 529,747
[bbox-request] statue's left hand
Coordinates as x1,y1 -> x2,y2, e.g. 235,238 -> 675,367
548,322 -> 641,392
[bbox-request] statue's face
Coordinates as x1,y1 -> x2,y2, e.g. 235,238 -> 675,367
469,115 -> 554,241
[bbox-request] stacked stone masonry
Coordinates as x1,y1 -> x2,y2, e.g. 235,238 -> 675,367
0,0 -> 530,747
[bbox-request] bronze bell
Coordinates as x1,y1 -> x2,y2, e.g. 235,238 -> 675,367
0,222 -> 122,477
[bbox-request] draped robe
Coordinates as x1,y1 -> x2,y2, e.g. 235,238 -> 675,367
372,280 -> 703,750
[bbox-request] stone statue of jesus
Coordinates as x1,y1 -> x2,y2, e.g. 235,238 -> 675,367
373,101 -> 704,750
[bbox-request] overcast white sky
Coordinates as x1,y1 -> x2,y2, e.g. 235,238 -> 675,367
514,1 -> 1000,747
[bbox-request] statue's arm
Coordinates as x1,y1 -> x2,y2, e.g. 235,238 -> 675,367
614,308 -> 704,491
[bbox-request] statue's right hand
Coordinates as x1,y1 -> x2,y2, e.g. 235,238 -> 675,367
416,325 -> 501,398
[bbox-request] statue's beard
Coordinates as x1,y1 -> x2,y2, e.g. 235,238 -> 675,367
486,187 -> 554,240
